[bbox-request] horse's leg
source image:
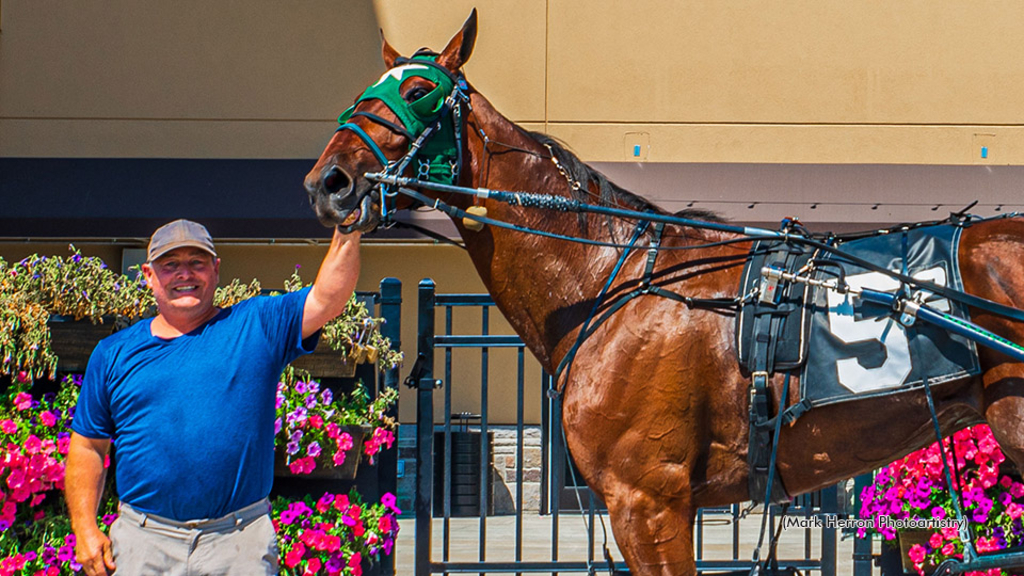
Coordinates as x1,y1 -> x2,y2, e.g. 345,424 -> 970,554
603,472 -> 698,576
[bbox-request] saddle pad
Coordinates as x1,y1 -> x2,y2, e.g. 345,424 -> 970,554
736,240 -> 815,372
800,223 -> 981,406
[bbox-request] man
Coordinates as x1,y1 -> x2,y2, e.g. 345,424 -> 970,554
66,219 -> 360,575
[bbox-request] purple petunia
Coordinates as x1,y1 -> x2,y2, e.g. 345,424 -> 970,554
286,407 -> 308,425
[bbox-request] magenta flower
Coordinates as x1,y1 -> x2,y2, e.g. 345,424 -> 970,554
13,393 -> 32,411
40,411 -> 57,427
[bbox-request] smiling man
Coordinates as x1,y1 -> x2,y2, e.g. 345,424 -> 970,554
65,219 -> 360,575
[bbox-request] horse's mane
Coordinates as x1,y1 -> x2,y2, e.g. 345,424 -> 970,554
527,132 -> 722,223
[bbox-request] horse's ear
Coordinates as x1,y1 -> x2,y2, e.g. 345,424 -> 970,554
437,8 -> 477,71
381,32 -> 401,69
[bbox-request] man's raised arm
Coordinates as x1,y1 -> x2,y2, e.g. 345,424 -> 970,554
302,228 -> 361,339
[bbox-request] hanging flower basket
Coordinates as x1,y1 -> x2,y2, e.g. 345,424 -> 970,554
289,339 -> 359,378
275,425 -> 369,479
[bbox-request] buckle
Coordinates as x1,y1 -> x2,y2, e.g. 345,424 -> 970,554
751,371 -> 769,388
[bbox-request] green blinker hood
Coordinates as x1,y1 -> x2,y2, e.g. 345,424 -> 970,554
337,55 -> 461,183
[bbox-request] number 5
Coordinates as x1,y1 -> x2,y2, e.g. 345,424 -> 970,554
826,267 -> 947,393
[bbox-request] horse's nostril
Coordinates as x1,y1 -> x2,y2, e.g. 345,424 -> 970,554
323,166 -> 351,195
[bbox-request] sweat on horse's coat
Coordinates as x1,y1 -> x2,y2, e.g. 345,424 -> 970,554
302,11 -> 1024,576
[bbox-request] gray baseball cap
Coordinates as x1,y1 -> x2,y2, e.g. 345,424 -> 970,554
147,219 -> 218,262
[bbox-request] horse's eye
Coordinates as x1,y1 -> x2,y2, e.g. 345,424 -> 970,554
403,87 -> 431,102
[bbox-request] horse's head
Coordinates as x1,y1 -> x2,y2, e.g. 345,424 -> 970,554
305,10 -> 478,232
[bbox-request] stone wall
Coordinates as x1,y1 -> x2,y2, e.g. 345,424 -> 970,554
490,426 -> 543,514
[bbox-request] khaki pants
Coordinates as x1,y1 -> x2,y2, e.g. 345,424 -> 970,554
110,499 -> 278,576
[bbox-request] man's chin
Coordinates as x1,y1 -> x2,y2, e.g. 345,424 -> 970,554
160,295 -> 214,315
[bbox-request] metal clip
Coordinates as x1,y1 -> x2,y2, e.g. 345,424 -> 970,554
898,299 -> 922,327
758,266 -> 785,305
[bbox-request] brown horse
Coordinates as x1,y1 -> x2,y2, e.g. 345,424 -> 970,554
304,11 -> 1024,576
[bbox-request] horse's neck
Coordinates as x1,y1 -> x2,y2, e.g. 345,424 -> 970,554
454,94 -> 645,373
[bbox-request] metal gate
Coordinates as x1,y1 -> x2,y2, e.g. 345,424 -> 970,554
411,279 -> 845,575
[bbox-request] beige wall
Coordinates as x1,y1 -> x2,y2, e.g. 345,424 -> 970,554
4,1 -> 1023,163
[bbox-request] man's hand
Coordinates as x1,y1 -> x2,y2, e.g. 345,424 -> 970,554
76,524 -> 116,576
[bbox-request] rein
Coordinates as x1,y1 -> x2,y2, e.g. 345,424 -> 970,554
368,173 -> 1024,325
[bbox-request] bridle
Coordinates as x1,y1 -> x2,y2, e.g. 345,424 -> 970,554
332,50 -> 470,225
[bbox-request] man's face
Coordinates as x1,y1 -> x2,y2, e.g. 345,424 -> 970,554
142,247 -> 220,318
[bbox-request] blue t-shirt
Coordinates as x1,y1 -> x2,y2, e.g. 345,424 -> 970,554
72,287 -> 318,521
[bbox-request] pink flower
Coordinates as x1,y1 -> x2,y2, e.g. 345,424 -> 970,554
288,457 -> 316,475
942,542 -> 956,556
284,543 -> 306,568
0,421 -> 16,434
40,412 -> 57,427
929,532 -> 943,548
1011,482 -> 1024,499
24,435 -> 42,455
13,393 -> 32,411
348,552 -> 363,576
941,526 -> 960,541
332,450 -> 347,467
337,432 -> 354,452
976,536 -> 1000,553
1007,503 -> 1024,520
908,544 -> 927,564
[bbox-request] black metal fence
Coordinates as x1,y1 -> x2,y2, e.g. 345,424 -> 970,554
411,279 -> 856,575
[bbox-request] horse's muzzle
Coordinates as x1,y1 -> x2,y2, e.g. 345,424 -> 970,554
305,164 -> 380,232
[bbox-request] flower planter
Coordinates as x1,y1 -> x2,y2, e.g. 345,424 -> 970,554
48,316 -> 119,373
289,339 -> 359,378
898,529 -> 936,574
274,425 -> 369,479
